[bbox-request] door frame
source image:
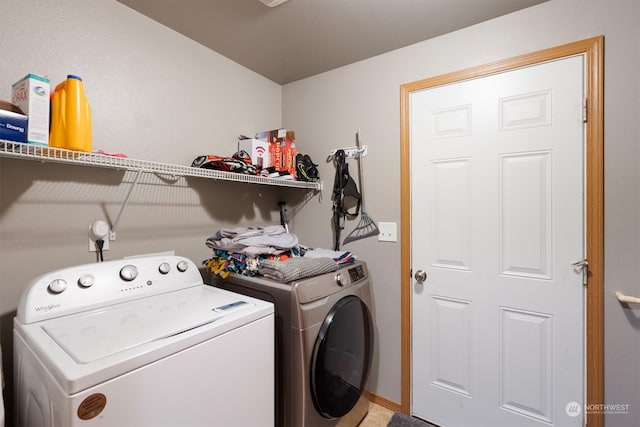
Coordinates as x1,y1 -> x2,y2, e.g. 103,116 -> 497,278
399,36 -> 604,427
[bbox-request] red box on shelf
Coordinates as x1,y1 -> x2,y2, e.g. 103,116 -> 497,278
256,128 -> 297,178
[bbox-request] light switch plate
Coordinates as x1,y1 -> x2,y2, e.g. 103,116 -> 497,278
378,222 -> 397,242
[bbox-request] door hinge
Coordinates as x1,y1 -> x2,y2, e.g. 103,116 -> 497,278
572,259 -> 589,285
582,97 -> 588,123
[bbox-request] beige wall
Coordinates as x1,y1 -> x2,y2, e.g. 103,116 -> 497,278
0,1 -> 291,421
1,0 -> 639,426
283,0 -> 640,425
0,0 -> 290,310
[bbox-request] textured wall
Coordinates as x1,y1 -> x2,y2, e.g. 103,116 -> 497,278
0,2 -> 288,423
1,1 -> 639,426
283,1 -> 640,425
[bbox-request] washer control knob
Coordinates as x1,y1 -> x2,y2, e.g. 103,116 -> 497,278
78,274 -> 95,288
159,262 -> 171,275
120,265 -> 138,281
335,273 -> 346,287
177,261 -> 189,272
48,279 -> 67,294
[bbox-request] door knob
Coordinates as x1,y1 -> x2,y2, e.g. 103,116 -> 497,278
414,270 -> 427,283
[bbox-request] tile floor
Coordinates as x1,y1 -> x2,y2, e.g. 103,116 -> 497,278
360,401 -> 396,426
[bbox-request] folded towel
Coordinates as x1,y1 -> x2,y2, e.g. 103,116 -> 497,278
304,248 -> 355,265
304,248 -> 348,259
259,257 -> 338,283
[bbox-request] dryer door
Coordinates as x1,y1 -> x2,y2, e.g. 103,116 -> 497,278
310,295 -> 373,418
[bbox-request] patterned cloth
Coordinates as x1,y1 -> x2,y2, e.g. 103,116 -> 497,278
205,249 -> 297,279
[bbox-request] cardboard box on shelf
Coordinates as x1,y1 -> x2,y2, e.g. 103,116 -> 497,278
256,128 -> 285,170
255,128 -> 297,178
255,128 -> 286,144
269,138 -> 282,170
270,137 -> 296,178
11,74 -> 50,146
280,137 -> 297,178
0,102 -> 28,143
238,138 -> 270,169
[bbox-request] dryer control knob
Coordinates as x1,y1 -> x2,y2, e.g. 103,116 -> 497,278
48,279 -> 67,294
120,265 -> 138,281
335,273 -> 347,287
177,261 -> 189,272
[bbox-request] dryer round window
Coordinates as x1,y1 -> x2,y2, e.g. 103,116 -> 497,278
311,294 -> 374,418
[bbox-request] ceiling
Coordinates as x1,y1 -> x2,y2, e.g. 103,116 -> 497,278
117,0 -> 548,85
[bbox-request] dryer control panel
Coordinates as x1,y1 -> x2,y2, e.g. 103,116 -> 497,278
16,255 -> 203,324
334,264 -> 366,287
294,261 -> 368,304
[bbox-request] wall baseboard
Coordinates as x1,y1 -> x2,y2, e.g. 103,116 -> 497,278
365,391 -> 403,413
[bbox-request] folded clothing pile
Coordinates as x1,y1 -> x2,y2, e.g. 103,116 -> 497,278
205,225 -> 299,279
204,226 -> 356,282
206,225 -> 299,257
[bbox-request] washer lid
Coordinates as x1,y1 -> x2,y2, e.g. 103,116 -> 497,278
41,286 -> 251,364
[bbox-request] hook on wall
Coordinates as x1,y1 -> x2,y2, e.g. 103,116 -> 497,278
326,145 -> 368,162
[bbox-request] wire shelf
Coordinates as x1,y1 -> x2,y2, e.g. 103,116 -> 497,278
0,141 -> 321,190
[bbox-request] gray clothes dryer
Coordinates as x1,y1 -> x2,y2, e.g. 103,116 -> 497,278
211,260 -> 374,427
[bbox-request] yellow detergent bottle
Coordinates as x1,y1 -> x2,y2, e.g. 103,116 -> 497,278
49,75 -> 92,152
49,81 -> 65,149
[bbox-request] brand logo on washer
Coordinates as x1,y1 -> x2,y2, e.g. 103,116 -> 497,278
78,393 -> 107,420
35,303 -> 61,313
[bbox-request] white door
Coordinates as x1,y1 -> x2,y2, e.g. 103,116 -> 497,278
411,56 -> 585,427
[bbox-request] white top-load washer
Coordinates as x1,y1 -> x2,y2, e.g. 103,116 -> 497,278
14,254 -> 274,427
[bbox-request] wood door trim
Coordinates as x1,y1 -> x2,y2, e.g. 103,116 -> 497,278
399,36 -> 604,427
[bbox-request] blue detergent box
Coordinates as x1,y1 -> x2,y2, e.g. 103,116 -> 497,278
0,102 -> 28,143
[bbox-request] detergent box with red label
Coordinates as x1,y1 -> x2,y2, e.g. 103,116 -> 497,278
11,74 -> 50,146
